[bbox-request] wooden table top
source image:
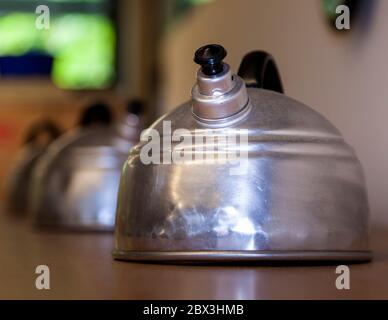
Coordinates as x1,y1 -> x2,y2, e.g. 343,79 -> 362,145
0,214 -> 387,300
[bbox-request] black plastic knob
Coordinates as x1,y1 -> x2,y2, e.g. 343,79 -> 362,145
127,99 -> 144,116
79,102 -> 112,128
194,44 -> 227,76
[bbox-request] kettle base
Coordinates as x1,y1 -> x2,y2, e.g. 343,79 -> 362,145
112,250 -> 373,264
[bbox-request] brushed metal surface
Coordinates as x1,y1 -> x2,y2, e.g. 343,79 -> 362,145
192,63 -> 249,119
114,88 -> 371,261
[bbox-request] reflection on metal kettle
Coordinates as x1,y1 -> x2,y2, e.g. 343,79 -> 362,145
113,44 -> 371,263
31,100 -> 144,232
6,120 -> 61,218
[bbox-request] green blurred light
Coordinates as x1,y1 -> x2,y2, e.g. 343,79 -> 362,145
0,12 -> 115,89
47,14 -> 115,89
322,0 -> 347,20
0,13 -> 43,55
188,0 -> 212,4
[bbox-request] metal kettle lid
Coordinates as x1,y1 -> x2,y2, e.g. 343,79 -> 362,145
191,44 -> 283,124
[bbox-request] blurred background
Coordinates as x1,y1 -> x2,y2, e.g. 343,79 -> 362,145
0,0 -> 387,227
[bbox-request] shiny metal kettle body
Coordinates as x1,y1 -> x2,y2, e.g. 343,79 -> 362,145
31,106 -> 143,232
114,45 -> 371,263
6,120 -> 61,217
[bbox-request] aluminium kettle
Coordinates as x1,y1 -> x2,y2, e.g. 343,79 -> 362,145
31,101 -> 144,232
113,44 -> 371,262
6,120 -> 61,217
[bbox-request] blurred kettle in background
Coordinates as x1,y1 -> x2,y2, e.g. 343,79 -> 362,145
5,119 -> 61,218
30,100 -> 145,232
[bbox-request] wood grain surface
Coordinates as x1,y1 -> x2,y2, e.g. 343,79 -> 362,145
0,214 -> 387,300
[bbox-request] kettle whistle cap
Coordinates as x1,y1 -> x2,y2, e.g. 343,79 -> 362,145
192,44 -> 249,124
194,44 -> 227,76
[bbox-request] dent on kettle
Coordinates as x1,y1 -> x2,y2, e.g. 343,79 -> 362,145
113,44 -> 371,263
